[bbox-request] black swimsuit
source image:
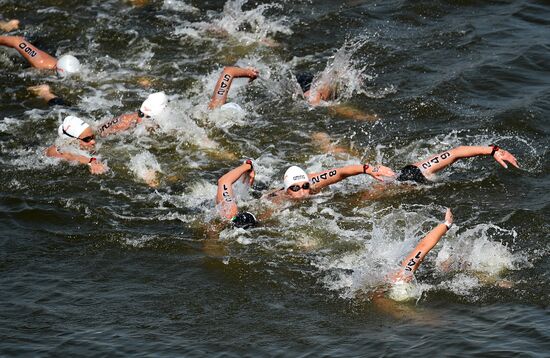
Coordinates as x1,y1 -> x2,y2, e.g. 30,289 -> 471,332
48,97 -> 66,106
296,73 -> 314,93
396,165 -> 428,184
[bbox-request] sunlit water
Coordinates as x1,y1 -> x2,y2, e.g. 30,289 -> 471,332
1,0 -> 549,356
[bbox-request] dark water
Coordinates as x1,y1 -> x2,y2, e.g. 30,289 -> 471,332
1,0 -> 549,356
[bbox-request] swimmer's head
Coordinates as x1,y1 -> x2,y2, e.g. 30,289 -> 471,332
284,166 -> 308,190
295,73 -> 314,93
58,115 -> 95,148
283,166 -> 311,198
231,211 -> 257,229
139,92 -> 168,119
56,55 -> 81,78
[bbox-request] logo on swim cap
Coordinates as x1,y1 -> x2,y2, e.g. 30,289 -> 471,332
58,115 -> 90,138
140,92 -> 168,119
56,55 -> 80,78
284,166 -> 308,190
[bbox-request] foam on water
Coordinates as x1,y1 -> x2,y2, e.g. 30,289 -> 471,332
435,223 -> 527,276
162,0 -> 198,13
308,202 -> 529,302
128,151 -> 162,186
173,0 -> 292,45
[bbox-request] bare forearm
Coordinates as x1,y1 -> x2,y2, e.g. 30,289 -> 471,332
217,163 -> 252,187
47,147 -> 92,165
450,146 -> 493,159
209,66 -> 258,109
209,67 -> 235,109
1,36 -> 57,69
309,165 -> 361,187
400,224 -> 448,273
0,35 -> 19,47
98,113 -> 139,137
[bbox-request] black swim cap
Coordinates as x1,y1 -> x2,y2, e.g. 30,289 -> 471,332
296,73 -> 314,93
231,212 -> 258,229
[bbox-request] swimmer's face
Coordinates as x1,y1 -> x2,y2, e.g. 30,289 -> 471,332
77,127 -> 96,150
286,181 -> 311,199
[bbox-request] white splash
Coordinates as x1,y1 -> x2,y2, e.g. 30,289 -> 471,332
129,151 -> 162,186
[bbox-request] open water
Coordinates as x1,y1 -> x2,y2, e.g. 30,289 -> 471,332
1,0 -> 549,356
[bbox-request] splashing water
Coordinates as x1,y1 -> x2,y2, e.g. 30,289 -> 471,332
129,151 -> 162,187
309,37 -> 373,104
435,223 -> 526,276
174,0 -> 292,45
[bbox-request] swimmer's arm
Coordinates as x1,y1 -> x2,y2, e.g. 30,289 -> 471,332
413,145 -> 519,176
216,161 -> 254,219
328,104 -> 377,121
309,164 -> 395,191
45,145 -> 107,174
98,112 -> 141,137
45,145 -> 90,164
393,209 -> 453,282
208,66 -> 259,109
0,36 -> 57,70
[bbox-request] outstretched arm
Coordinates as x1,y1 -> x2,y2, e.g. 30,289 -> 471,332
45,145 -> 107,174
208,66 -> 259,109
414,145 -> 519,176
216,160 -> 255,219
308,164 -> 395,192
392,209 -> 453,282
97,112 -> 142,137
0,36 -> 57,70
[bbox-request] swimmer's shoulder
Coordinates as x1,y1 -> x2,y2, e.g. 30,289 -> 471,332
262,187 -> 284,201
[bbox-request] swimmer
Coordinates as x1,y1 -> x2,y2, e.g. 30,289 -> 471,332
27,84 -> 66,106
97,91 -> 168,137
0,36 -> 80,77
295,72 -> 331,106
208,66 -> 259,110
394,145 -> 519,184
99,66 -> 258,136
265,163 -> 395,203
390,208 -> 453,284
0,19 -> 19,32
45,116 -> 107,175
295,72 -> 374,120
215,159 -> 258,229
371,209 -> 453,317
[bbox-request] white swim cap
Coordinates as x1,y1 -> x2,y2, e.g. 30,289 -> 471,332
140,92 -> 168,118
56,55 -> 81,78
283,166 -> 309,190
58,115 -> 90,138
220,102 -> 243,112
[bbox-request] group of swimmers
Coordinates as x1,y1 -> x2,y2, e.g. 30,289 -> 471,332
1,16 -> 520,294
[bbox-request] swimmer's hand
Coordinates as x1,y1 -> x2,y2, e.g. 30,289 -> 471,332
89,160 -> 108,175
243,67 -> 259,83
243,163 -> 255,186
444,208 -> 453,226
493,148 -> 519,169
246,168 -> 255,186
366,165 -> 396,181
